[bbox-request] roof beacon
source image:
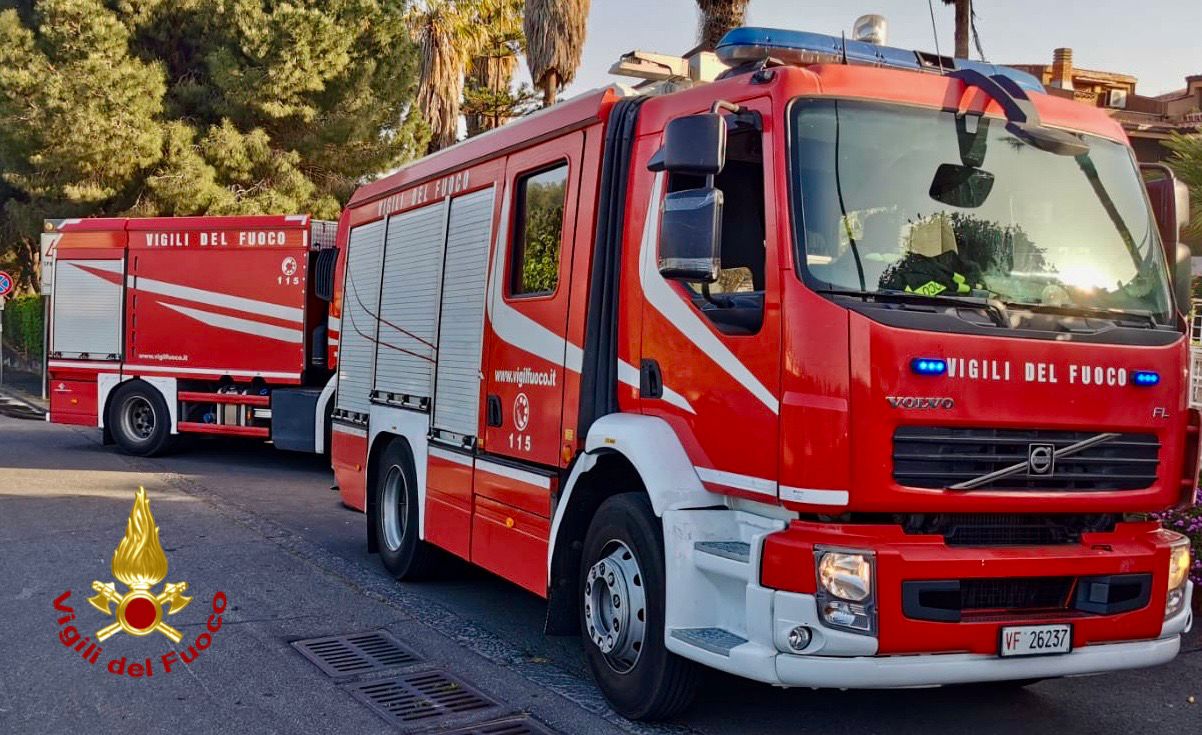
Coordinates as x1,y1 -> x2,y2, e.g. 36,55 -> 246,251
852,14 -> 888,45
715,26 -> 1044,94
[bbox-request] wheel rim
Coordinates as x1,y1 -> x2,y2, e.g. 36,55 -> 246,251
380,465 -> 408,552
584,540 -> 647,674
120,396 -> 156,441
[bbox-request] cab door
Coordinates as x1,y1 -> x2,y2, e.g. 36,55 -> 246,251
636,97 -> 783,500
472,132 -> 584,595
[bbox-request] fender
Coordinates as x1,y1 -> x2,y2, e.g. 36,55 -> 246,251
366,403 -> 432,537
313,374 -> 338,454
547,413 -> 724,577
98,375 -> 179,434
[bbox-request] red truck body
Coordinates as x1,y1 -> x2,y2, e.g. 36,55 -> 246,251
45,214 -> 340,453
326,34 -> 1197,716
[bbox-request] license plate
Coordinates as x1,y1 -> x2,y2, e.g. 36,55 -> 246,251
998,624 -> 1073,657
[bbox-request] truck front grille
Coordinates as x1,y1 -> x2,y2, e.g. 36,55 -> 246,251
901,513 -> 1117,546
902,574 -> 1153,622
893,427 -> 1160,490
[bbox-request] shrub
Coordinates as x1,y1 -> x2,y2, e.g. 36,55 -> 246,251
1151,487 -> 1202,590
1,294 -> 43,361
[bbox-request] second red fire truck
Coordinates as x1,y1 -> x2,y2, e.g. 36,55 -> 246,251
328,25 -> 1197,719
44,215 -> 340,455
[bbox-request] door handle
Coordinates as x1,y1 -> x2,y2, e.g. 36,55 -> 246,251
639,359 -> 663,399
486,394 -> 503,426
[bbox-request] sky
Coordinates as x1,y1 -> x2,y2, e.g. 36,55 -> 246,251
516,0 -> 1202,99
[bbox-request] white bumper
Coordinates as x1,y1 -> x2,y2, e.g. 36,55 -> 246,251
773,581 -> 1192,688
775,634 -> 1181,689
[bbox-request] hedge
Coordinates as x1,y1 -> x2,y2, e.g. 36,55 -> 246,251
1,294 -> 43,362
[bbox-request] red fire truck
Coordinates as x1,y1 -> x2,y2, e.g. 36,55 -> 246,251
44,214 -> 341,456
330,27 -> 1196,719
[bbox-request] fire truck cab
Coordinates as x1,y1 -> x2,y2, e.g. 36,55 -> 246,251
330,26 -> 1196,720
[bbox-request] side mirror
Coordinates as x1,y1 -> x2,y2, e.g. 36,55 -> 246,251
658,187 -> 723,282
648,113 -> 726,175
1142,163 -> 1192,313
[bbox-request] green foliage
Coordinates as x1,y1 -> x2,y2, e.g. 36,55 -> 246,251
516,173 -> 566,294
1,293 -> 43,359
0,0 -> 426,291
1165,132 -> 1202,245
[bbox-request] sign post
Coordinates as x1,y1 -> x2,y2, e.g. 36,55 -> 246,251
0,270 -> 14,388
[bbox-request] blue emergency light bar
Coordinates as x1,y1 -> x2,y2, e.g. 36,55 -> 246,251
1131,370 -> 1160,386
911,358 -> 947,376
715,27 -> 1045,95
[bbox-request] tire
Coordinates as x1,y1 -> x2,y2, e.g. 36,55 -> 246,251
372,439 -> 440,579
579,493 -> 699,720
107,381 -> 176,457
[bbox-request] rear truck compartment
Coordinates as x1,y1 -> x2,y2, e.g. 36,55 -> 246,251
44,215 -> 341,455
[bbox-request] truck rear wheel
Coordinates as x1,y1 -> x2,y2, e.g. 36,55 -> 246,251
373,439 -> 440,579
579,493 -> 699,720
108,381 -> 176,457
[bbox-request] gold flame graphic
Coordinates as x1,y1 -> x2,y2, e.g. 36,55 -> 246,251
111,487 -> 168,590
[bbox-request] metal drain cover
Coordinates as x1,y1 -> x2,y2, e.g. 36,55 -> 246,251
293,630 -> 421,679
438,718 -> 558,735
343,669 -> 504,726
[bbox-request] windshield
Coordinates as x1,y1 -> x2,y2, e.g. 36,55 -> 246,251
790,99 -> 1174,322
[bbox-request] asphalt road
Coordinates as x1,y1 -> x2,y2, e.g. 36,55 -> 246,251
1,414 -> 1200,734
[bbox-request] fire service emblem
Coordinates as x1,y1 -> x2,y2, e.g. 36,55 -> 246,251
51,487 -> 230,678
87,487 -> 192,642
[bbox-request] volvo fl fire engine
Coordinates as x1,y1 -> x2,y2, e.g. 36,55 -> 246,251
329,26 -> 1197,719
44,215 -> 340,455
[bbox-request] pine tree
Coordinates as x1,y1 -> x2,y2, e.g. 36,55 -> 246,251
0,0 -> 425,291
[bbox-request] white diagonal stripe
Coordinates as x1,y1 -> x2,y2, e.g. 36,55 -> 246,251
638,173 -> 779,415
129,275 -> 303,322
158,302 -> 303,343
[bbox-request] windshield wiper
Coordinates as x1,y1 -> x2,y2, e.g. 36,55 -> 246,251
822,288 -> 1010,328
1002,301 -> 1157,327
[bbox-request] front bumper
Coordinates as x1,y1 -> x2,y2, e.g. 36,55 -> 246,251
664,513 -> 1192,688
769,583 -> 1191,688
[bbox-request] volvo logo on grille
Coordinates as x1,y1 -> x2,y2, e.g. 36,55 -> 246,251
1027,444 -> 1056,476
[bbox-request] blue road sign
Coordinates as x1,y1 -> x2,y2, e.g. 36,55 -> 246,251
0,271 -> 13,297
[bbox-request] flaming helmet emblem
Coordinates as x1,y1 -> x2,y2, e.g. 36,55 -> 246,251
88,488 -> 191,642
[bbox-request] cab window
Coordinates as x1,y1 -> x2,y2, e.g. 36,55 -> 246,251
510,163 -> 568,297
667,127 -> 767,334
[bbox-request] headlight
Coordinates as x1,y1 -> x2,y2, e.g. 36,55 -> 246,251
817,551 -> 873,602
1166,535 -> 1191,620
1168,539 -> 1191,592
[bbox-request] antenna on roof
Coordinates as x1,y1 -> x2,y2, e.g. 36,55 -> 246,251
926,0 -> 945,71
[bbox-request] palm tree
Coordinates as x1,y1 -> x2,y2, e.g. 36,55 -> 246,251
408,1 -> 484,153
523,0 -> 590,106
695,0 -> 750,51
941,0 -> 970,59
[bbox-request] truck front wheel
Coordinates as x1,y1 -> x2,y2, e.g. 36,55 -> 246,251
108,381 -> 175,457
579,493 -> 699,720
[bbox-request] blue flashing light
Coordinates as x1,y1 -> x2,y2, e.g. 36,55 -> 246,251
911,358 -> 947,376
1132,370 -> 1160,387
715,27 -> 1045,95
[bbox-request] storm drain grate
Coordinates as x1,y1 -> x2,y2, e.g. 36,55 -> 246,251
438,718 -> 558,735
343,669 -> 503,725
293,630 -> 421,679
